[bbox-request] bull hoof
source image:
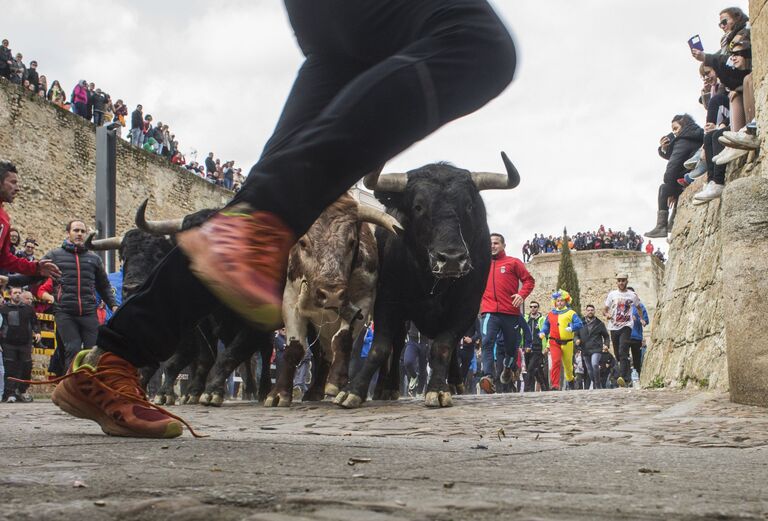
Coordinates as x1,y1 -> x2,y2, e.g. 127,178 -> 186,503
336,392 -> 363,409
454,383 -> 466,395
153,394 -> 166,406
425,391 -> 453,408
199,392 -> 212,406
165,395 -> 176,406
324,383 -> 340,397
184,394 -> 200,405
210,393 -> 224,407
264,392 -> 292,408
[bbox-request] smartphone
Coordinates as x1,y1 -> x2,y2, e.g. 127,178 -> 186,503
688,35 -> 704,52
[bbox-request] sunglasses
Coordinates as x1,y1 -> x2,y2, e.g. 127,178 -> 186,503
530,305 -> 539,308
732,48 -> 751,59
719,19 -> 729,27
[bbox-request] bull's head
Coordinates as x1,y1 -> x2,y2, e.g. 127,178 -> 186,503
364,151 -> 519,279
289,194 -> 398,312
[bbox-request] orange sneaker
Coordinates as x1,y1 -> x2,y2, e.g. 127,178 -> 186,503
50,349 -> 198,438
177,204 -> 295,331
479,375 -> 496,394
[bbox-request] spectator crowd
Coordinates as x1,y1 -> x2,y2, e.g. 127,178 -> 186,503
0,37 -> 245,192
521,225 -> 666,263
646,6 -> 758,238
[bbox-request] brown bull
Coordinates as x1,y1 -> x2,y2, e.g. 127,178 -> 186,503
264,192 -> 401,407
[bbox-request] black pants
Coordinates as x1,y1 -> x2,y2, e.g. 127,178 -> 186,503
610,327 -> 632,383
627,339 -> 643,375
524,350 -> 548,391
56,312 -> 99,370
98,0 -> 516,368
704,128 -> 727,185
3,343 -> 32,397
657,182 -> 683,211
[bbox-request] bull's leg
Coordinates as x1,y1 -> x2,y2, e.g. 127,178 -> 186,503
447,347 -> 465,395
265,338 -> 305,407
257,342 -> 273,402
303,341 -> 329,402
335,313 -> 401,409
325,325 -> 353,397
155,343 -> 197,405
200,330 -> 263,406
139,362 -> 160,393
425,332 -> 460,408
373,324 -> 406,401
241,357 -> 258,401
186,339 -> 216,405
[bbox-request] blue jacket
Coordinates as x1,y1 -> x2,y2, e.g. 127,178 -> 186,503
630,303 -> 649,341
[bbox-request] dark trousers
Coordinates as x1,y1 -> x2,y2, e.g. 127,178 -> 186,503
56,312 -> 99,370
627,339 -> 643,375
657,182 -> 683,211
97,0 -> 516,368
402,340 -> 428,394
524,350 -> 548,391
610,327 -> 632,383
704,128 -> 727,185
2,343 -> 32,397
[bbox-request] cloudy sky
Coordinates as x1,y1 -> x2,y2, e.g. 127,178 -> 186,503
3,0 -> 749,255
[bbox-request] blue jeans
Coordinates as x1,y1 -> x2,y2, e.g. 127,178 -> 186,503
481,313 -> 529,377
0,349 -> 5,399
586,352 -> 602,389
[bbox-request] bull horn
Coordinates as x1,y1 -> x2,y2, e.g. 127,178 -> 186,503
363,166 -> 408,193
358,205 -> 404,236
85,232 -> 123,251
135,198 -> 184,235
471,151 -> 521,191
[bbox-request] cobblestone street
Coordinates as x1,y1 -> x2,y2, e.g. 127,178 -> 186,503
2,389 -> 767,520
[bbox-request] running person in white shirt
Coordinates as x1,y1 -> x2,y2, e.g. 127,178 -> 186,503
603,273 -> 645,387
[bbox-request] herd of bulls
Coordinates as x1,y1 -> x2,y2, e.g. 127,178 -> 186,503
90,153 -> 520,409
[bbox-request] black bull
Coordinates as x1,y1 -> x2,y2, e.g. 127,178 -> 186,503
88,204 -> 274,406
334,152 -> 520,408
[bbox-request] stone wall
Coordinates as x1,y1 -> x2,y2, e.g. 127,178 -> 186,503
0,78 -> 231,256
643,0 -> 768,403
526,249 -> 664,337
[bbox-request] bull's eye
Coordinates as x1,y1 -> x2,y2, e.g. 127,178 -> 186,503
413,204 -> 423,213
299,239 -> 308,249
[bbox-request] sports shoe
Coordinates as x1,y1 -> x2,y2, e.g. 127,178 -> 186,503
684,149 -> 701,170
50,349 -> 197,438
719,131 -> 760,151
6,395 -> 17,403
407,376 -> 418,396
500,367 -> 514,384
177,204 -> 295,331
677,177 -> 689,188
713,146 -> 749,165
19,392 -> 34,403
693,181 -> 724,202
479,375 -> 496,394
616,376 -> 626,388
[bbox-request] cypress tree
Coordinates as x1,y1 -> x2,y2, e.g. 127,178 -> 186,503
556,227 -> 582,315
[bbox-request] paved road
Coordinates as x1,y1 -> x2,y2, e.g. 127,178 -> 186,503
2,389 -> 767,520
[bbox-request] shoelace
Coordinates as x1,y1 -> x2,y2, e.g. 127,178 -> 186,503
10,369 -> 206,438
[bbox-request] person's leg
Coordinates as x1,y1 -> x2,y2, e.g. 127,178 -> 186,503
480,313 -> 502,379
743,74 -> 755,123
561,341 -> 574,385
3,345 -> 20,399
588,353 -> 602,389
56,312 -> 85,371
628,340 -> 642,376
729,91 -> 745,132
17,344 -> 33,396
548,342 -> 562,390
618,327 -> 632,384
0,348 -> 5,399
402,342 -> 419,380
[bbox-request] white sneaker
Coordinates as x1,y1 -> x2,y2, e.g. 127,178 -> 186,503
720,131 -> 760,151
713,146 -> 749,165
693,182 -> 724,202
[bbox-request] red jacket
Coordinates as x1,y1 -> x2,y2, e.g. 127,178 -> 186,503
0,205 -> 38,275
480,251 -> 535,315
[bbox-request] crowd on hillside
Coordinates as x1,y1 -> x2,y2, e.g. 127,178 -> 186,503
0,38 -> 244,192
522,225 -> 666,263
646,6 -> 758,238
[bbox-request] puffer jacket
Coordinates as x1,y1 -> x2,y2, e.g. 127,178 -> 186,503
42,241 -> 117,316
658,123 -> 704,185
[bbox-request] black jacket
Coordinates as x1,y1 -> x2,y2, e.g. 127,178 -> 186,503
26,68 -> 39,88
131,109 -> 143,129
574,316 -> 610,356
658,123 -> 704,185
0,302 -> 40,345
42,241 -> 117,316
704,53 -> 750,91
92,91 -> 107,112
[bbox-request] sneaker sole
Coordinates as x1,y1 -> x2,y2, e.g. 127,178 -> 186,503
52,381 -> 182,438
